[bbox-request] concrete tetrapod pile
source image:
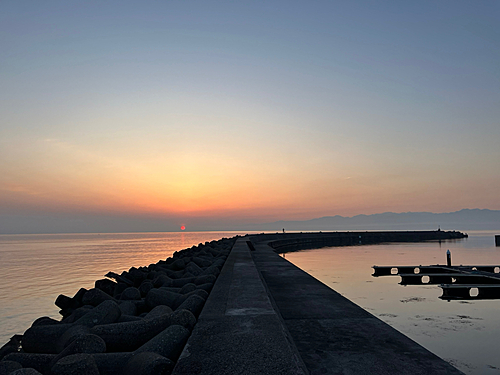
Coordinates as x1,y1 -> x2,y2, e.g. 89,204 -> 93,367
0,237 -> 236,375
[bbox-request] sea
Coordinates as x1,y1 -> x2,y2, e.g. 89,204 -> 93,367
0,230 -> 499,374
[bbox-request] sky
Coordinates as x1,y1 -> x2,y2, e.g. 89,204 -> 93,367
1,1 -> 499,233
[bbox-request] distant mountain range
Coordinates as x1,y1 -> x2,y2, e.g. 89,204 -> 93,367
1,208 -> 499,234
254,209 -> 500,232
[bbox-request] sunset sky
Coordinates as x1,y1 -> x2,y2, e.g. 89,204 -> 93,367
1,1 -> 499,233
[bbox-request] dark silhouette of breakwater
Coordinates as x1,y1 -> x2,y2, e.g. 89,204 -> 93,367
258,230 -> 467,253
174,234 -> 465,374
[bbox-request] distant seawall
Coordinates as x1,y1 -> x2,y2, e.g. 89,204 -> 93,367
254,230 -> 468,253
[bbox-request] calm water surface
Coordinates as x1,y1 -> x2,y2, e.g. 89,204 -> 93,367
0,231 -> 249,344
285,230 -> 500,375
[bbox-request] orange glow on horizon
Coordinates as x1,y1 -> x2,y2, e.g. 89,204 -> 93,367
180,225 -> 185,230
1,134 -> 499,222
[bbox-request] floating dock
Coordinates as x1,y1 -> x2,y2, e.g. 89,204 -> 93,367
374,264 -> 500,300
174,232 -> 465,374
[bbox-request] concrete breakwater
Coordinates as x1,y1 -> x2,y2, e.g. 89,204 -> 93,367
266,230 -> 468,253
0,230 -> 466,374
0,237 -> 235,375
175,231 -> 465,375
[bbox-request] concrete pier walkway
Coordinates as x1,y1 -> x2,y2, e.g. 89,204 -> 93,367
174,235 -> 464,374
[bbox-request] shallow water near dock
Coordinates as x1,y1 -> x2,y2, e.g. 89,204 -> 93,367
285,230 -> 500,375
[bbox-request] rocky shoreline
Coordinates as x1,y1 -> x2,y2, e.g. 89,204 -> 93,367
0,237 -> 236,375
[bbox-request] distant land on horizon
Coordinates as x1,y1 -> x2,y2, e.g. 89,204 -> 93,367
1,209 -> 499,234
257,209 -> 500,232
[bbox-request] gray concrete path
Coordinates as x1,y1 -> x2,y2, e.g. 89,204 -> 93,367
174,236 -> 464,374
173,238 -> 306,374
